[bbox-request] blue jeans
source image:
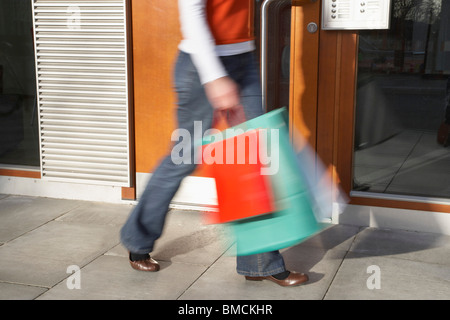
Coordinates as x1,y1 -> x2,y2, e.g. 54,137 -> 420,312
120,50 -> 286,276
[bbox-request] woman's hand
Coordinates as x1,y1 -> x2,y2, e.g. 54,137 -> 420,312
204,76 -> 241,111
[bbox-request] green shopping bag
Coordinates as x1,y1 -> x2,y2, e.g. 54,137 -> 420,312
227,108 -> 321,256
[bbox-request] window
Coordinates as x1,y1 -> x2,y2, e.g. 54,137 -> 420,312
0,0 -> 39,168
354,0 -> 450,200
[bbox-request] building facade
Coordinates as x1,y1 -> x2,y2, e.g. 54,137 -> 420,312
1,0 -> 449,234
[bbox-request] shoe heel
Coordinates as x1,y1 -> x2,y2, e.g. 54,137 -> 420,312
245,276 -> 263,281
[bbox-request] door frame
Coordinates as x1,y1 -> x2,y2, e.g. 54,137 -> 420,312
289,0 -> 320,149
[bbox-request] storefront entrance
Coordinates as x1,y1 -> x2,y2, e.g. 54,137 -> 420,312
3,0 -> 448,216
321,0 -> 450,213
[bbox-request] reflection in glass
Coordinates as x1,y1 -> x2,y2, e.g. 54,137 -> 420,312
354,0 -> 450,200
0,0 -> 39,167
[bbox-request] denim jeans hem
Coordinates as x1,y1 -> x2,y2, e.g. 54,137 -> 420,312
120,243 -> 152,255
120,232 -> 153,255
236,266 -> 287,277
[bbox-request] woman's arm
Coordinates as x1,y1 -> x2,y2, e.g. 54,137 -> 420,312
178,0 -> 241,111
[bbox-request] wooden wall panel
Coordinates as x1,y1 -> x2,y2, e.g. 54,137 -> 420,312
316,30 -> 339,205
289,2 -> 320,149
336,32 -> 358,195
131,0 -> 181,173
316,30 -> 359,202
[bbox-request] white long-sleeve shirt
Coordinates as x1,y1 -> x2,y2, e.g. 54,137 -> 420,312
177,0 -> 255,84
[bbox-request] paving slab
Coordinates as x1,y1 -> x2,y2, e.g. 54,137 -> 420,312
0,221 -> 120,288
55,201 -> 133,227
107,209 -> 232,267
1,195 -> 450,300
349,227 -> 450,265
179,244 -> 348,300
0,282 -> 47,300
178,224 -> 360,301
0,195 -> 83,243
295,223 -> 361,252
37,255 -> 207,300
324,252 -> 450,300
179,250 -> 278,300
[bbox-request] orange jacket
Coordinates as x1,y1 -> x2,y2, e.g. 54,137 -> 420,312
206,0 -> 255,45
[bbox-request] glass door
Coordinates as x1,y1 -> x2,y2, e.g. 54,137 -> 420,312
256,0 -> 321,148
353,0 -> 450,201
0,0 -> 39,168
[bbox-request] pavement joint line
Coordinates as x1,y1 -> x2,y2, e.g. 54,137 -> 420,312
175,242 -> 234,300
321,229 -> 360,300
0,280 -> 51,290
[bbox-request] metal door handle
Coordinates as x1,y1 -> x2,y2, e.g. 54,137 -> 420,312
261,0 -> 279,112
260,0 -> 316,111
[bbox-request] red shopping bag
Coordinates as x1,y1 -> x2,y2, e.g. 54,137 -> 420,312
202,128 -> 275,224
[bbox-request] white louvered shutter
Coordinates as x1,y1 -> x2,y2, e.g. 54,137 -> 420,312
32,0 -> 131,186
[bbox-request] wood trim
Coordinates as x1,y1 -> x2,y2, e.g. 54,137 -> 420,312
316,31 -> 359,204
336,31 -> 358,195
351,196 -> 450,214
121,186 -> 136,201
0,169 -> 41,179
289,1 -> 320,148
316,29 -> 339,205
126,0 -> 136,192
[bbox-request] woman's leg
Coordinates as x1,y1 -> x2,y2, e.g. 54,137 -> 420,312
120,51 -> 214,254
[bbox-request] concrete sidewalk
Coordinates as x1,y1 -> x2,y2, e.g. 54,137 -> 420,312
1,194 -> 449,300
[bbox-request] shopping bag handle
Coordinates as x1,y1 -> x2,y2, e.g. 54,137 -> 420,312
212,104 -> 247,129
